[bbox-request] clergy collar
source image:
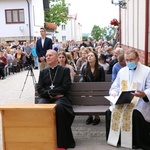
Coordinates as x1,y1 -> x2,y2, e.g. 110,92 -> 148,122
49,65 -> 58,69
129,67 -> 137,70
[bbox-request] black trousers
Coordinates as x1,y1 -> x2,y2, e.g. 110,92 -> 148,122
106,109 -> 150,150
38,97 -> 75,148
0,68 -> 5,78
26,56 -> 32,66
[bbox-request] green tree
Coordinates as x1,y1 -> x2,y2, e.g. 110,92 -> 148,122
82,36 -> 88,41
103,26 -> 117,41
44,0 -> 70,26
91,25 -> 105,41
91,25 -> 118,41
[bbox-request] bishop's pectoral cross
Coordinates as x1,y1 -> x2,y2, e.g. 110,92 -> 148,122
50,84 -> 55,89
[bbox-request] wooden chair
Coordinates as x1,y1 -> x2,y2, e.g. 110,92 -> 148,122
0,104 -> 57,150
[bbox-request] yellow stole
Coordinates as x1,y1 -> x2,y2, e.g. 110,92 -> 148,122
107,68 -> 143,148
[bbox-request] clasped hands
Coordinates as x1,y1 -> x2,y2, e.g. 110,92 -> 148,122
50,94 -> 64,100
39,57 -> 45,62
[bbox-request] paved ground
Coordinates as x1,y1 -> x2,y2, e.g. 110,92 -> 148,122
0,69 -> 141,150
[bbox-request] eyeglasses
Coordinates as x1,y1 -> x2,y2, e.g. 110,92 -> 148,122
125,57 -> 137,62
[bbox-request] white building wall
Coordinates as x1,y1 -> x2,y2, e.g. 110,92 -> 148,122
31,0 -> 45,38
138,0 -> 145,50
128,0 -> 134,47
121,9 -> 126,45
55,18 -> 82,42
0,0 -> 28,40
55,20 -> 72,42
0,0 -> 44,42
149,1 -> 150,52
133,1 -> 138,49
0,0 -> 81,42
121,0 -> 146,51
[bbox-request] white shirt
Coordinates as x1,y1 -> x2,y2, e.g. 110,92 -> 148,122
41,38 -> 45,48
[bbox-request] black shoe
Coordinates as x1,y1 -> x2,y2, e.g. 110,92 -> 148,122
34,67 -> 38,70
92,118 -> 100,125
1,77 -> 5,80
132,144 -> 140,149
86,116 -> 93,125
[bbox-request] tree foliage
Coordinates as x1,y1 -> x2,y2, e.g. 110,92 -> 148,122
44,0 -> 70,26
103,26 -> 117,41
91,25 -> 118,41
91,25 -> 105,41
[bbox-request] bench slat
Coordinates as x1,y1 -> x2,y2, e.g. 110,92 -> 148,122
71,82 -> 111,90
71,91 -> 109,96
70,82 -> 111,107
73,105 -> 109,115
71,97 -> 110,105
73,75 -> 112,82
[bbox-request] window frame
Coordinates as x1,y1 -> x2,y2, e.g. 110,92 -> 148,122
62,36 -> 66,42
5,9 -> 25,24
61,24 -> 66,30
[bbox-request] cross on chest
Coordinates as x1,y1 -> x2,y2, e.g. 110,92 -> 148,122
50,84 -> 55,89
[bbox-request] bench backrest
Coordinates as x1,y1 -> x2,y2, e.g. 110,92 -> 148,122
73,74 -> 112,82
73,75 -> 82,82
70,82 -> 112,106
105,74 -> 112,82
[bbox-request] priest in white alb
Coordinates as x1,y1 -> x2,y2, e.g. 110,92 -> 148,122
106,49 -> 150,150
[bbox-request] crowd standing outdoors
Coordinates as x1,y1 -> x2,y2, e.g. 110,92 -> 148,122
1,27 -> 150,150
0,28 -> 121,81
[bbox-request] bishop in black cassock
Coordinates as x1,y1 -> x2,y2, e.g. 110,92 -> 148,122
37,50 -> 75,149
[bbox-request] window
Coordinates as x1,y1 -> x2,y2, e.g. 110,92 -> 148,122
5,9 -> 25,23
62,36 -> 66,42
61,25 -> 66,30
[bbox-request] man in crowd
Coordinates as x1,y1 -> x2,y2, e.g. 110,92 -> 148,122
106,49 -> 150,150
107,47 -> 123,74
111,54 -> 126,82
52,39 -> 61,51
24,41 -> 32,66
36,27 -> 52,70
37,50 -> 75,150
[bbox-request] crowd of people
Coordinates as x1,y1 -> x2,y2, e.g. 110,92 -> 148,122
0,30 -> 120,81
1,27 -> 150,150
0,40 -> 39,79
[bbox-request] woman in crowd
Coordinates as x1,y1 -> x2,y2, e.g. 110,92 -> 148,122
66,52 -> 77,73
81,51 -> 105,125
99,54 -> 109,71
58,51 -> 75,82
14,47 -> 25,71
71,47 -> 79,64
76,48 -> 89,70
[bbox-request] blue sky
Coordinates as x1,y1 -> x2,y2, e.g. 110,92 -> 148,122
68,0 -> 119,33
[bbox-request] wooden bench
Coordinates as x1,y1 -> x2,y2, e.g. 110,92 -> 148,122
0,104 -> 57,150
70,82 -> 112,115
73,75 -> 82,82
35,82 -> 112,116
